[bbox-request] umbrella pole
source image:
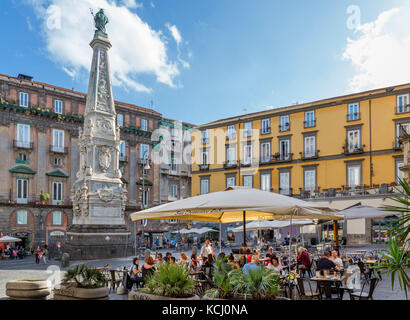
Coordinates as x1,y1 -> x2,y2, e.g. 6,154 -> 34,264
289,214 -> 293,273
243,210 -> 246,247
219,223 -> 222,253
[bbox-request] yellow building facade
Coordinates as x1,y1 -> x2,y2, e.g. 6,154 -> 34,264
191,84 -> 410,199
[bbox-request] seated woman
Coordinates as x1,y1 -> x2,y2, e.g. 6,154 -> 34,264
266,256 -> 284,273
130,257 -> 143,288
141,256 -> 155,286
190,254 -> 199,270
178,252 -> 189,267
227,253 -> 240,270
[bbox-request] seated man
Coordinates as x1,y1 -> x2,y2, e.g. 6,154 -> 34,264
242,255 -> 260,275
329,250 -> 343,269
316,250 -> 337,271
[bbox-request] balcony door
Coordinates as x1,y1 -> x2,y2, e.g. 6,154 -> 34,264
52,182 -> 63,205
52,129 -> 65,152
17,179 -> 28,204
16,124 -> 30,148
279,140 -> 290,160
279,171 -> 290,195
304,136 -> 316,158
260,142 -> 271,162
347,129 -> 360,152
347,165 -> 361,187
304,169 -> 316,192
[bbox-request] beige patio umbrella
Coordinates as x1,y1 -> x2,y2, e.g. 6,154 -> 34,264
130,187 -> 342,256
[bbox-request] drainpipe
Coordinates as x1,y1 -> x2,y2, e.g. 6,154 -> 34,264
369,97 -> 373,187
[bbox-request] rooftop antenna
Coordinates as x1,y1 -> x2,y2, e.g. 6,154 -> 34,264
149,99 -> 154,109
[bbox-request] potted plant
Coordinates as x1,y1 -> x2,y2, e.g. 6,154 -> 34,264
39,192 -> 50,205
291,237 -> 297,244
53,265 -> 109,300
128,262 -> 199,300
204,258 -> 282,300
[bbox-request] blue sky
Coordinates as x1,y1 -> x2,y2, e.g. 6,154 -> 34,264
1,0 -> 410,125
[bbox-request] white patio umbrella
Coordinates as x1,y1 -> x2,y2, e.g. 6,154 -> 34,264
0,236 -> 22,243
340,205 -> 402,220
232,219 -> 314,232
130,187 -> 341,265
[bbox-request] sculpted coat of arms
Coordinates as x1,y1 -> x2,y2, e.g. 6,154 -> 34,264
98,146 -> 112,172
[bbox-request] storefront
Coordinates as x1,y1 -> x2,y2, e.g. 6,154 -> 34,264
372,217 -> 398,243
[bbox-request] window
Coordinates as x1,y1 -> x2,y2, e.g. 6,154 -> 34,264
116,113 -> 124,127
280,115 -> 290,131
17,152 -> 28,162
261,119 -> 270,134
396,160 -> 405,183
226,146 -> 236,164
54,100 -> 63,114
304,111 -> 315,128
348,103 -> 360,121
171,128 -> 179,139
202,130 -> 209,144
54,157 -> 62,166
260,142 -> 271,163
141,119 -> 148,131
52,211 -> 62,225
244,122 -> 252,137
347,129 -> 361,152
279,171 -> 291,195
169,184 -> 178,199
347,165 -> 361,187
52,182 -> 63,205
397,94 -> 410,113
396,123 -> 410,147
227,125 -> 235,139
243,175 -> 253,188
304,169 -> 316,192
279,139 -> 290,160
143,189 -> 149,207
260,173 -> 271,192
19,92 -> 28,107
170,153 -> 178,172
201,149 -> 209,165
200,179 -> 209,195
226,176 -> 236,188
52,129 -> 65,152
17,210 -> 27,225
304,136 -> 316,158
243,144 -> 252,164
16,123 -> 30,148
16,179 -> 28,204
119,141 -> 126,157
140,144 -> 150,159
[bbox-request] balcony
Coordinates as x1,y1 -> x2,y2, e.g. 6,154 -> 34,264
396,104 -> 410,114
119,154 -> 128,162
224,161 -> 238,169
343,144 -> 365,155
393,140 -> 402,151
240,158 -> 257,167
49,145 -> 68,154
226,134 -> 236,141
301,150 -> 319,160
199,164 -> 209,171
13,140 -> 33,150
304,120 -> 316,128
271,153 -> 293,163
260,127 -> 271,135
347,112 -> 361,121
279,124 -> 290,132
279,187 -> 293,196
202,138 -> 209,144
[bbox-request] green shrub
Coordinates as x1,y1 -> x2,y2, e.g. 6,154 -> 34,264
144,263 -> 195,298
62,265 -> 107,289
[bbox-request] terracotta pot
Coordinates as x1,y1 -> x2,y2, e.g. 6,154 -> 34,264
53,285 -> 109,300
128,289 -> 200,300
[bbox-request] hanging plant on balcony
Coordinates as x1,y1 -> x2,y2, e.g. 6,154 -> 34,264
40,192 -> 50,204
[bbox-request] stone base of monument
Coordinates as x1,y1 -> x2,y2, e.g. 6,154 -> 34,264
63,225 -> 133,260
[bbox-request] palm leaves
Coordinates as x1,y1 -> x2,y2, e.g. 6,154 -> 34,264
62,265 -> 108,289
208,265 -> 281,300
206,256 -> 232,299
144,263 -> 196,298
376,177 -> 410,299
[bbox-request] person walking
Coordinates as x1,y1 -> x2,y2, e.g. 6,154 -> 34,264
42,245 -> 48,264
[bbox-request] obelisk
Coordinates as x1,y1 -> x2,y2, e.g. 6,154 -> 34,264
64,9 -> 131,259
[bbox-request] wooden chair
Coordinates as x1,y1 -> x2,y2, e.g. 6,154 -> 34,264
318,280 -> 342,300
296,277 -> 321,300
349,278 -> 379,300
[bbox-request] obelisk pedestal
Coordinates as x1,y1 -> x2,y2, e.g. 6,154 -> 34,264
63,10 -> 132,260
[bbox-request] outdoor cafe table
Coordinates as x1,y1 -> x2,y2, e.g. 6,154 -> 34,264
310,275 -> 346,300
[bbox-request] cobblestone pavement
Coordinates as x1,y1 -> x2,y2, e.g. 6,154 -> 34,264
0,245 -> 408,300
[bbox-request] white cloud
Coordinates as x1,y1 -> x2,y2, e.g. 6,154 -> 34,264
150,2 -> 155,8
342,7 -> 410,92
166,23 -> 190,69
122,0 -> 142,9
29,0 -> 189,92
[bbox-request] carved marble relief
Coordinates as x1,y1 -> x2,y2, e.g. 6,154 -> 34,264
96,50 -> 111,113
98,146 -> 112,172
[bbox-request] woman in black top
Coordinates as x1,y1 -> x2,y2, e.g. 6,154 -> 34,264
141,256 -> 155,285
130,257 -> 143,287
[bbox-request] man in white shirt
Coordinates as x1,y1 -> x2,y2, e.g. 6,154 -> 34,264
200,239 -> 214,259
330,250 -> 343,268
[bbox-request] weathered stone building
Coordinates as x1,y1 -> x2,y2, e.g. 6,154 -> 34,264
0,72 -> 174,252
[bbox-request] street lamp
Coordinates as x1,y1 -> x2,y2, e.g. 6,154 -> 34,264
139,150 -> 150,249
